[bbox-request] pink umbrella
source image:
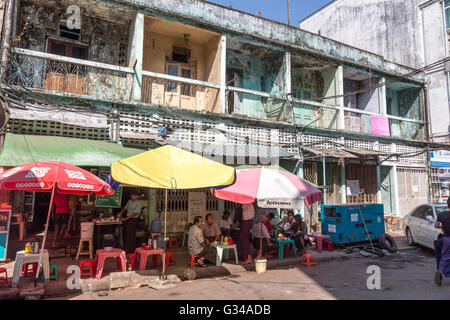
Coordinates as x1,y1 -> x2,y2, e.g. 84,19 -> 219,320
213,168 -> 322,208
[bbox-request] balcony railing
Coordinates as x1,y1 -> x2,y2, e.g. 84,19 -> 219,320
8,48 -> 134,101
141,71 -> 220,112
291,98 -> 339,130
343,108 -> 424,141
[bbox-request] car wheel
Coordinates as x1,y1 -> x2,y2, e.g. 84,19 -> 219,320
406,227 -> 415,246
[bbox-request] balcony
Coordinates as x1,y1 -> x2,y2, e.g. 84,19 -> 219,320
8,48 -> 134,102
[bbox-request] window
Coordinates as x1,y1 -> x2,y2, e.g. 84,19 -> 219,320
166,64 -> 194,96
47,39 -> 88,60
59,25 -> 81,41
172,46 -> 190,63
226,68 -> 243,114
412,206 -> 429,220
446,0 -> 450,29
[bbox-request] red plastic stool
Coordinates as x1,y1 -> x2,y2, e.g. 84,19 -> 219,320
168,238 -> 179,249
127,253 -> 137,270
256,250 -> 268,259
79,260 -> 94,277
0,267 -> 8,285
165,252 -> 176,266
301,253 -> 317,267
323,240 -> 333,252
21,262 -> 38,277
188,254 -> 200,267
283,243 -> 294,257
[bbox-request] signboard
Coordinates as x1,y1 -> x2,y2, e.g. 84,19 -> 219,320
370,115 -> 390,136
346,180 -> 361,196
328,224 -> 336,233
95,171 -> 122,208
188,192 -> 206,223
430,150 -> 450,168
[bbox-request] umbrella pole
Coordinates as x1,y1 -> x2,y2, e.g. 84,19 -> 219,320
34,185 -> 56,287
162,189 -> 167,277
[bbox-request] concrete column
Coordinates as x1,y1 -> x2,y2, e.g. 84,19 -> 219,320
128,12 -> 144,102
376,165 -> 382,203
340,164 -> 346,204
284,51 -> 292,121
379,77 -> 387,115
336,66 -> 345,130
220,34 -> 227,114
391,164 -> 400,217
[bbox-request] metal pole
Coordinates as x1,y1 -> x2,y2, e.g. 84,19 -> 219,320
34,185 -> 55,286
322,156 -> 327,205
162,188 -> 167,277
287,0 -> 290,25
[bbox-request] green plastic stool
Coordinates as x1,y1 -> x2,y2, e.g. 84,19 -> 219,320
41,264 -> 58,282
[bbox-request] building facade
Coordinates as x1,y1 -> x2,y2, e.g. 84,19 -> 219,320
0,0 -> 432,238
300,0 -> 450,204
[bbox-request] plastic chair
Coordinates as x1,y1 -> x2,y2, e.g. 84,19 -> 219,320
0,267 -> 8,285
323,240 -> 333,252
165,252 -> 176,266
188,254 -> 200,267
301,253 -> 317,267
168,238 -> 179,249
21,262 -> 38,277
79,260 -> 94,277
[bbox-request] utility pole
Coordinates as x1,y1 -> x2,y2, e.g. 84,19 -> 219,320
287,0 -> 291,25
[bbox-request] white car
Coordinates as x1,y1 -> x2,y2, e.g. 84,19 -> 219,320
404,204 -> 448,250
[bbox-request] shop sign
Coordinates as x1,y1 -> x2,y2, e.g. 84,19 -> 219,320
430,150 -> 450,168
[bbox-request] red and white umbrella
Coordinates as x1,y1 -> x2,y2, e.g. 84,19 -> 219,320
0,161 -> 113,285
214,168 -> 322,208
0,161 -> 113,195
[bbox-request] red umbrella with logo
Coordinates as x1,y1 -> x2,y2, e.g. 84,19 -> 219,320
0,161 -> 114,285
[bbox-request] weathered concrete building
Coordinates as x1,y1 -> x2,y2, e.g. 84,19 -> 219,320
0,0 -> 434,238
300,0 -> 450,206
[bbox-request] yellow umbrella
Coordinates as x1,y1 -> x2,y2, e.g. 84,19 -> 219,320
111,145 -> 236,275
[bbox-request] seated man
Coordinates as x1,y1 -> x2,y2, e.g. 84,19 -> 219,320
252,215 -> 278,257
201,213 -> 221,245
278,210 -> 296,238
188,216 -> 217,267
261,213 -> 274,237
292,215 -> 309,254
219,210 -> 231,237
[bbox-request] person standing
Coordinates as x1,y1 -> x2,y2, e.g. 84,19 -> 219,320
434,198 -> 450,285
118,193 -> 142,254
237,203 -> 254,264
52,190 -> 71,248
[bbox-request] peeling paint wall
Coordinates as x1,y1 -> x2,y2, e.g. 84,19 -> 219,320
18,0 -> 130,65
300,0 -> 448,141
225,39 -> 286,119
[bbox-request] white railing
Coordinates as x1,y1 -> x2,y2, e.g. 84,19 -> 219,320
8,48 -> 135,101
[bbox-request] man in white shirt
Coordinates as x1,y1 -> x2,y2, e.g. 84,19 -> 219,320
219,210 -> 231,236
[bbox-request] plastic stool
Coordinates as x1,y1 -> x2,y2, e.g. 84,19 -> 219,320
127,253 -> 136,270
79,260 -> 94,277
168,238 -> 179,249
21,262 -> 38,277
323,240 -> 333,252
188,254 -> 200,267
41,264 -> 58,282
0,267 -> 8,285
165,252 -> 176,266
301,254 -> 317,267
256,250 -> 268,259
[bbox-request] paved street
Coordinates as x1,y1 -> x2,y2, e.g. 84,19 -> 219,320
68,247 -> 449,300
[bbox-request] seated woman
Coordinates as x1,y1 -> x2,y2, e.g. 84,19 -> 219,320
252,215 -> 278,257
